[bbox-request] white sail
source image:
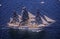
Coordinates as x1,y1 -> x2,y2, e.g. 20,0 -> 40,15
44,15 -> 55,22
9,17 -> 13,23
8,17 -> 19,26
41,16 -> 48,24
28,12 -> 35,18
28,12 -> 35,21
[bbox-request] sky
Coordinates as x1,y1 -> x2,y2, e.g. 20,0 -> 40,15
0,0 -> 60,25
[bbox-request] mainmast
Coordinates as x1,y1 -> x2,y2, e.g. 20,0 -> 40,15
21,6 -> 29,25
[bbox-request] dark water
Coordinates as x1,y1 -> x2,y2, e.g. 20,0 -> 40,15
0,22 -> 60,39
0,27 -> 46,39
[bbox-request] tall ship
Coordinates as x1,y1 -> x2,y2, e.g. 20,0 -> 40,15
8,7 -> 56,32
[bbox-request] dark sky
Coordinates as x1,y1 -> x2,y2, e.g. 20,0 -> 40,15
0,0 -> 60,25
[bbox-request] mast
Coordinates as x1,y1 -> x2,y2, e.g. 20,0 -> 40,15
11,10 -> 19,23
21,6 -> 29,25
35,9 -> 42,25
